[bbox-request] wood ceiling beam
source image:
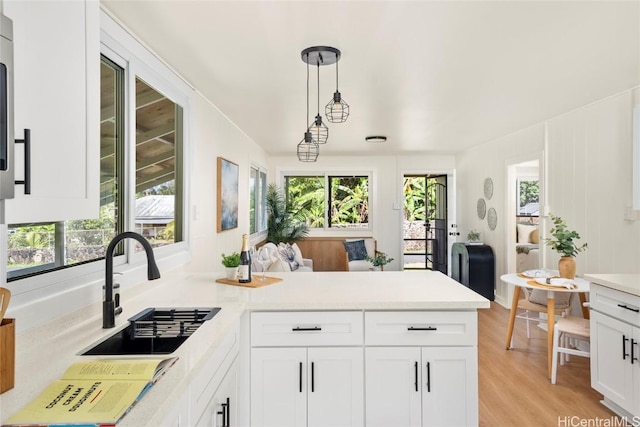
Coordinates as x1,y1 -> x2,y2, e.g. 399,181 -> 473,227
137,151 -> 175,170
136,123 -> 175,146
136,171 -> 175,194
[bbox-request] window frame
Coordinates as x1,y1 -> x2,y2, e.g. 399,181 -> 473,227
250,164 -> 268,236
279,170 -> 374,235
4,11 -> 193,299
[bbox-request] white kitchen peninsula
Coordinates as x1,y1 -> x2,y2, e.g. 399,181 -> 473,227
0,270 -> 489,427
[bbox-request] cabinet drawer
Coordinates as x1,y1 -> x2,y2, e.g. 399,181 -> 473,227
365,311 -> 477,346
590,284 -> 640,326
251,311 -> 363,347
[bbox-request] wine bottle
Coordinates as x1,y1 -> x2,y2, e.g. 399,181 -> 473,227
238,234 -> 252,283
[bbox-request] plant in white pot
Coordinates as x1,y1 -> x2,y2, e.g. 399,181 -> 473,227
467,230 -> 481,243
544,214 -> 588,279
221,252 -> 240,280
365,252 -> 394,271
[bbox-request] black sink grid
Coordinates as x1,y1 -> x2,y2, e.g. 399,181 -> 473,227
82,307 -> 221,356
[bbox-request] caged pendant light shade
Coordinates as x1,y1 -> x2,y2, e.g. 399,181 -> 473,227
297,131 -> 319,162
325,57 -> 349,123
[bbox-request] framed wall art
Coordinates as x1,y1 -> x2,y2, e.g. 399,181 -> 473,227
217,157 -> 239,232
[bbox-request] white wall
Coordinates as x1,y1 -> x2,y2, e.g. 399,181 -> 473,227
187,93 -> 269,273
268,153 -> 455,271
544,88 -> 640,274
456,87 -> 640,306
456,125 -> 545,305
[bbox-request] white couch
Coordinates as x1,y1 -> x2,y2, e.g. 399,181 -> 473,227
253,242 -> 313,273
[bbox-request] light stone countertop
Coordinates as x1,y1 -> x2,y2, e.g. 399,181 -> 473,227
583,273 -> 640,297
0,269 -> 489,426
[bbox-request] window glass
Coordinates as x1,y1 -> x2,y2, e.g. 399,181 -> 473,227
284,174 -> 370,230
285,176 -> 325,228
7,57 -> 123,279
134,78 -> 183,249
517,178 -> 539,217
250,166 -> 268,234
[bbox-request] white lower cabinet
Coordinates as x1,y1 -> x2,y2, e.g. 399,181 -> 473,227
251,347 -> 364,427
249,310 -> 479,427
591,310 -> 640,417
365,346 -> 478,427
195,356 -> 238,427
589,282 -> 640,419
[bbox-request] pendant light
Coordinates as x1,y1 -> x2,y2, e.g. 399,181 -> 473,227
325,52 -> 349,123
309,61 -> 329,144
297,56 -> 319,162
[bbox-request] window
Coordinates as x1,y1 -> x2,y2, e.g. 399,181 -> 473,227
250,166 -> 267,234
7,51 -> 185,280
284,173 -> 370,230
517,178 -> 539,217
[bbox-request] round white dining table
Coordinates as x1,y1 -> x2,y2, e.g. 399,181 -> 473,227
501,272 -> 590,380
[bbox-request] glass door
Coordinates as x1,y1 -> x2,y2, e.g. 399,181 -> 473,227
403,175 -> 447,273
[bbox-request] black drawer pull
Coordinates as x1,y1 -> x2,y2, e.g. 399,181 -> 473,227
408,326 -> 438,331
617,304 -> 640,313
292,326 -> 322,332
299,362 -> 303,392
311,361 -> 315,392
15,129 -> 31,194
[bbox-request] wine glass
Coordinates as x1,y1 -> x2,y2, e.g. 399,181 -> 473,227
257,250 -> 270,281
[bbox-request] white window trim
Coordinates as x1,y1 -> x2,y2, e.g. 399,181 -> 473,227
278,169 -> 375,237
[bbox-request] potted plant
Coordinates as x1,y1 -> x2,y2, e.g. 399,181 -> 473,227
365,252 -> 394,271
265,184 -> 310,244
544,214 -> 588,278
467,230 -> 481,243
221,252 -> 240,280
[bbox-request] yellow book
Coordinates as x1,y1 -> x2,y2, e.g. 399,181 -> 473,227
4,358 -> 177,427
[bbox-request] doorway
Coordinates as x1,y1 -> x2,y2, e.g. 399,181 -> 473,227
403,175 -> 448,273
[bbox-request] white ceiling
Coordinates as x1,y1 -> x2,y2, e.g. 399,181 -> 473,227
102,1 -> 640,156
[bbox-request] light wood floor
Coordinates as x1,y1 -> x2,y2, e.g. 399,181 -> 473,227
478,302 -> 620,426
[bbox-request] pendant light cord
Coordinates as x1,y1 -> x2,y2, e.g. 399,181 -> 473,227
335,55 -> 339,91
306,56 -> 310,127
317,62 -> 320,116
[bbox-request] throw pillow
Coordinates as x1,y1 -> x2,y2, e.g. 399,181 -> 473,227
277,243 -> 300,271
530,228 -> 540,244
516,224 -> 537,243
291,243 -> 305,267
343,239 -> 368,261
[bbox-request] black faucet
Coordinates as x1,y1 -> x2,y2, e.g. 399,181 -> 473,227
103,231 -> 161,328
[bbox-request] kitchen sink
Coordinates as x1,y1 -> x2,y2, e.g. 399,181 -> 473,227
81,307 -> 221,355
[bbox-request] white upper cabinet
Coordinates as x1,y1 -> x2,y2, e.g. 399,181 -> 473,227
3,0 -> 99,223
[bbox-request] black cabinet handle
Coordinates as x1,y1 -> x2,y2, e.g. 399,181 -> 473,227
292,326 -> 322,331
426,362 -> 431,393
632,339 -> 638,365
623,335 -> 630,360
414,361 -> 418,392
217,409 -> 225,426
0,63 -> 6,171
311,361 -> 315,392
220,400 -> 228,427
408,326 -> 438,331
617,304 -> 640,313
15,129 -> 31,194
299,362 -> 303,393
